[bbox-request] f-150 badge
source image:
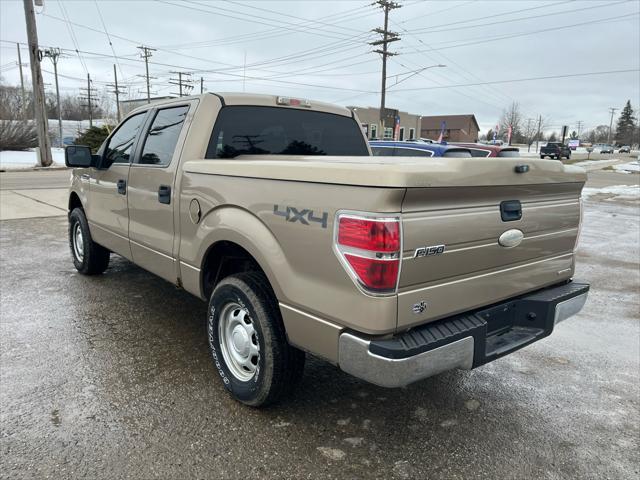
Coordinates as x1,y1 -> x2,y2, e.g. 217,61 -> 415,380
414,244 -> 445,258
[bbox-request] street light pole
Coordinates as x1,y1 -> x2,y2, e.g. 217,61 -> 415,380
607,107 -> 618,144
387,64 -> 446,88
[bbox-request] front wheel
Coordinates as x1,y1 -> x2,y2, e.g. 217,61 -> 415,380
207,272 -> 305,407
69,208 -> 110,275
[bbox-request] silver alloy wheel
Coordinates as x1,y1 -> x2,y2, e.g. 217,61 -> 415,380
218,302 -> 260,381
73,222 -> 84,262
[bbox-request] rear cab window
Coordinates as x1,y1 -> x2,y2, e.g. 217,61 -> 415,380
206,106 -> 368,158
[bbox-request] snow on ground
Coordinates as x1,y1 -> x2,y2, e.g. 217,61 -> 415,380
0,148 -> 66,170
582,184 -> 640,201
613,161 -> 640,173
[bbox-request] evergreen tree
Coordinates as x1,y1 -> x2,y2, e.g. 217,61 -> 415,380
570,131 -> 578,139
548,131 -> 558,142
486,129 -> 494,141
615,100 -> 637,146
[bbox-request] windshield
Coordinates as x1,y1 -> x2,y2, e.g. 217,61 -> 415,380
206,106 -> 369,158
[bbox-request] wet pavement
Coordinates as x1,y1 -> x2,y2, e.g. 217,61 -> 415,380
1,198 -> 638,480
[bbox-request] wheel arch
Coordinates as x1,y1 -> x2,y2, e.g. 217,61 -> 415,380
185,206 -> 292,303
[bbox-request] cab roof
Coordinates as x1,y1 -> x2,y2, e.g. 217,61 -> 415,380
128,92 -> 353,118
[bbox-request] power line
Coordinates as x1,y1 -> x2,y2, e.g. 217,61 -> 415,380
391,69 -> 640,92
56,0 -> 88,73
405,0 -> 573,31
92,0 -> 126,89
402,12 -> 640,54
159,0 -> 370,43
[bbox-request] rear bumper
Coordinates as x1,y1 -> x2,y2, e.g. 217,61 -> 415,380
338,281 -> 589,388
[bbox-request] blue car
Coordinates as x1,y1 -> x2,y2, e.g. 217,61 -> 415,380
369,140 -> 472,158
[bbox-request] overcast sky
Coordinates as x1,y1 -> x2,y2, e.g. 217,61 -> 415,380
1,0 -> 638,134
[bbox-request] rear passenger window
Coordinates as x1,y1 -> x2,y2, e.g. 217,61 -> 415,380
139,106 -> 189,166
104,113 -> 146,166
371,146 -> 394,156
394,148 -> 432,157
443,150 -> 472,158
469,148 -> 491,157
498,150 -> 520,158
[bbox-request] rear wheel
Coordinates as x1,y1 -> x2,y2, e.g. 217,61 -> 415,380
69,208 -> 110,275
207,272 -> 305,407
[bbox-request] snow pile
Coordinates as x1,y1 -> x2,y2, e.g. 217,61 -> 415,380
0,148 -> 66,170
613,161 -> 640,173
582,185 -> 640,201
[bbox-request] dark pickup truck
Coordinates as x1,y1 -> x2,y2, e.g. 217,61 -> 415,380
540,142 -> 571,160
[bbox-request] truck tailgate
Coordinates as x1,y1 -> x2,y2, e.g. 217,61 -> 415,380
397,160 -> 584,331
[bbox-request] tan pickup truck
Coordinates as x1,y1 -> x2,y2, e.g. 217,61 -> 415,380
65,93 -> 589,407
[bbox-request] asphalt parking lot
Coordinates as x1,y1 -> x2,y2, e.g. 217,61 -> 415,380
1,172 -> 638,479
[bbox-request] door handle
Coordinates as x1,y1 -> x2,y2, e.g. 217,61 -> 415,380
158,185 -> 171,204
117,179 -> 127,195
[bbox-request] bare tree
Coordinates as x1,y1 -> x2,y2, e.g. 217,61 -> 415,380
522,119 -> 537,151
499,101 -> 523,145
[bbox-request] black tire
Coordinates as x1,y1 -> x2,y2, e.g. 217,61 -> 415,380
69,207 -> 110,275
207,272 -> 305,407
540,155 -> 545,159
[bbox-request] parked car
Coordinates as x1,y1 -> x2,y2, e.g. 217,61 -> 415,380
600,145 -> 614,154
370,140 -> 472,157
62,136 -> 75,146
618,145 -> 630,153
454,143 -> 520,158
540,142 -> 571,160
64,93 -> 589,407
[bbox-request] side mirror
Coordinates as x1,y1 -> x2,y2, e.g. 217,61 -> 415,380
65,145 -> 99,168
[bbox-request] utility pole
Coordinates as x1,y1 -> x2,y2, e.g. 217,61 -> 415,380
607,107 -> 618,144
107,64 -> 125,122
535,114 -> 542,153
16,43 -> 27,120
43,48 -> 62,147
137,45 -> 156,103
200,76 -> 204,94
576,120 -> 584,138
370,0 -> 401,138
169,71 -> 193,97
22,0 -> 52,167
79,73 -> 98,128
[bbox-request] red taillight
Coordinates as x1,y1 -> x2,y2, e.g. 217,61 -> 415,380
335,213 -> 401,294
343,254 -> 400,291
338,217 -> 400,252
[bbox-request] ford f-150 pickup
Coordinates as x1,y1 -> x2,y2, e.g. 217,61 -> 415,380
540,142 -> 572,160
65,93 -> 589,407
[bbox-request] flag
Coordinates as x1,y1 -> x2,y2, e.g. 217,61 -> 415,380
437,120 -> 446,143
393,115 -> 401,141
507,125 -> 513,144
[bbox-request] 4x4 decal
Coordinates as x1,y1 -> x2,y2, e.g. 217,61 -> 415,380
273,205 -> 328,228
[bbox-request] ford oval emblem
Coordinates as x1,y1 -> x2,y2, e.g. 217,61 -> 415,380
499,229 -> 524,248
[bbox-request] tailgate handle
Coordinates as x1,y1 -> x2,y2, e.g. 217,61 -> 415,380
500,200 -> 522,222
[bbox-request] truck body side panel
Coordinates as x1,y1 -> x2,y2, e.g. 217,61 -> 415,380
178,173 -> 405,336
